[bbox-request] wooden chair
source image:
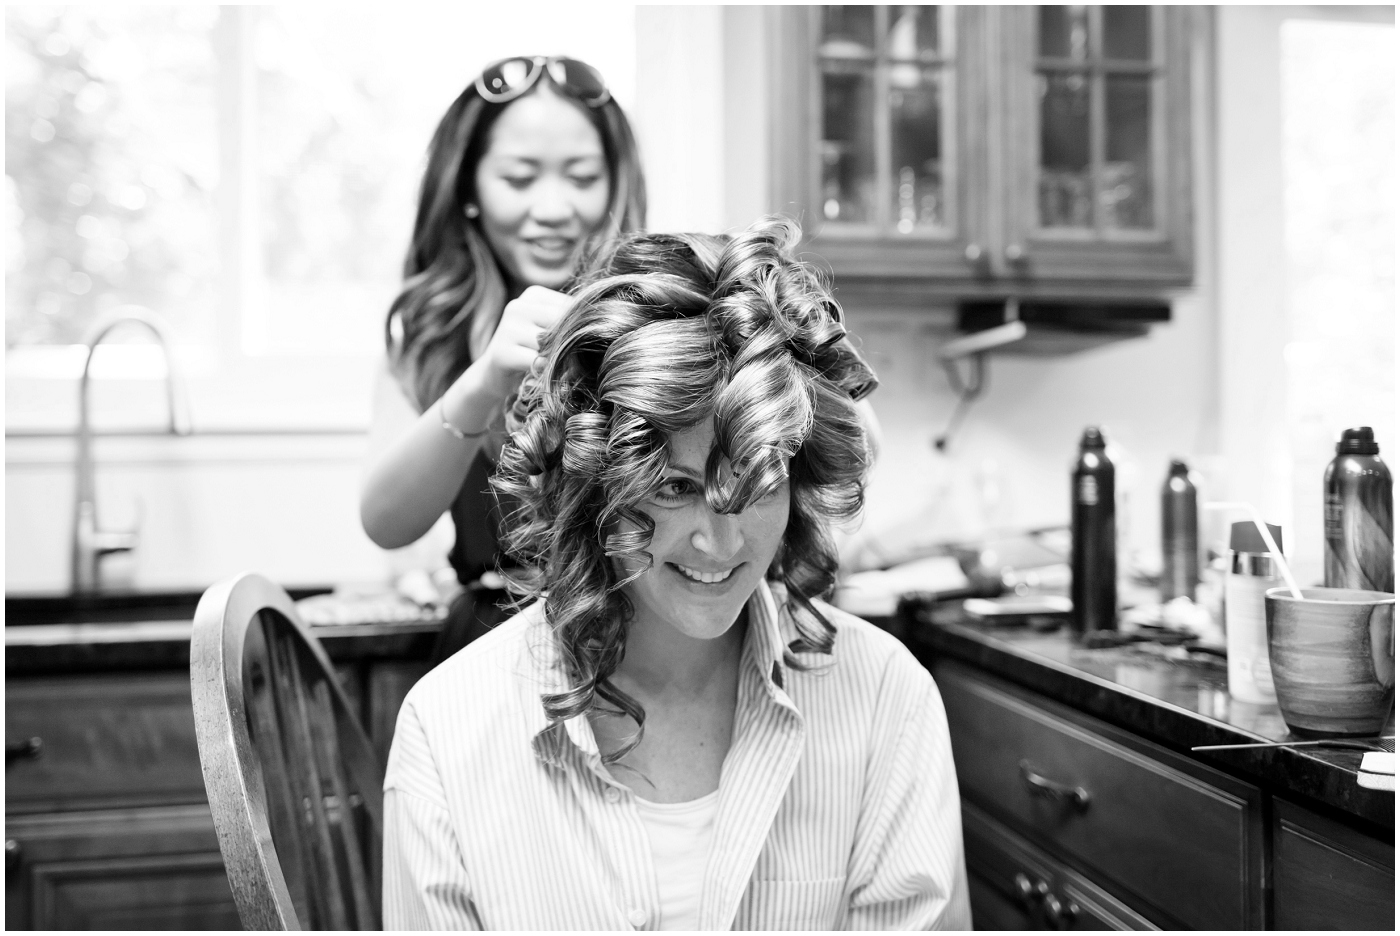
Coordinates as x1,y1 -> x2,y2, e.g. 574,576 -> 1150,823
191,572 -> 383,930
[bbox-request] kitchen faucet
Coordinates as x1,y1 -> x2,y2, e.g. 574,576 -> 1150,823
71,307 -> 191,594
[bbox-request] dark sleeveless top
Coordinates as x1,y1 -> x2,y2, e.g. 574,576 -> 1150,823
447,449 -> 507,585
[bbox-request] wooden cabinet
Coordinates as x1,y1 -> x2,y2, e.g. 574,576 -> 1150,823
934,658 -> 1266,929
5,654 -> 430,929
767,5 -> 1195,300
1272,798 -> 1395,931
6,805 -> 238,930
934,656 -> 1396,930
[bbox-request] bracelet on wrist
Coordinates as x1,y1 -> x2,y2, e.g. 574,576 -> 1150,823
437,398 -> 494,441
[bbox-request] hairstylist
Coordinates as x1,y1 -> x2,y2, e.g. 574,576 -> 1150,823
361,56 -> 646,663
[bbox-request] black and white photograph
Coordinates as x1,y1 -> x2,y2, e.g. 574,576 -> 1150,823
4,3 -> 1395,931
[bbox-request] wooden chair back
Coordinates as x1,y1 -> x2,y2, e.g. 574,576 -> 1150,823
191,572 -> 383,930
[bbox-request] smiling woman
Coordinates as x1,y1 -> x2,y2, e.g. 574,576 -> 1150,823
381,217 -> 971,930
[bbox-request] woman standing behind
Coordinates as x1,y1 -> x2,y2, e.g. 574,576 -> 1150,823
361,57 -> 645,661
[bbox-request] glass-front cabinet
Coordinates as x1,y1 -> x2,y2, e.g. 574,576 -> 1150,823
769,5 -> 1195,296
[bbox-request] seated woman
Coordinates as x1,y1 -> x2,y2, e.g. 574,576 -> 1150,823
382,217 -> 970,930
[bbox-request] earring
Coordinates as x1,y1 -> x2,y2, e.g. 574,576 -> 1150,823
464,203 -> 481,219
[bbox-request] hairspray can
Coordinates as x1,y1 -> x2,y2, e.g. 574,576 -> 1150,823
1071,427 -> 1117,634
1161,459 -> 1200,602
1324,427 -> 1394,592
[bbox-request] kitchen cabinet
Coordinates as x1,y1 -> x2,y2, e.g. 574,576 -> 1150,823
916,618 -> 1395,931
767,5 -> 1195,302
935,658 -> 1266,929
5,618 -> 435,930
1272,798 -> 1396,931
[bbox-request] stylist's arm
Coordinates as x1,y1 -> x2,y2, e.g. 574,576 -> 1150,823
360,286 -> 572,549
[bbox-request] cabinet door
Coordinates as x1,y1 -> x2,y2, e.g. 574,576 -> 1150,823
999,5 -> 1194,286
6,805 -> 239,930
1272,798 -> 1394,931
770,4 -> 990,283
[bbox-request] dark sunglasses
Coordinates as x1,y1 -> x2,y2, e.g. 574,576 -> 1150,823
474,56 -> 610,107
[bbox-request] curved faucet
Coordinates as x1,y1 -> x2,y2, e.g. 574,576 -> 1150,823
72,307 -> 191,593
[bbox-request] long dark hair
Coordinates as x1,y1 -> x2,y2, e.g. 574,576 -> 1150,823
387,68 -> 647,412
492,217 -> 878,762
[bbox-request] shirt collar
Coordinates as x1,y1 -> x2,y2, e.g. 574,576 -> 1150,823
527,579 -> 796,769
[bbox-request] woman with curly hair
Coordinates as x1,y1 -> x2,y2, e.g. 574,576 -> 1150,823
382,218 -> 970,930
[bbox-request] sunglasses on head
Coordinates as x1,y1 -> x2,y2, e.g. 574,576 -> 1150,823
475,56 -> 610,107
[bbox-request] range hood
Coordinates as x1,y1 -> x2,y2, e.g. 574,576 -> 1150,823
939,298 -> 1171,359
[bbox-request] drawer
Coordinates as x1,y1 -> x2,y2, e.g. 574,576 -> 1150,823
933,659 -> 1264,930
6,674 -> 208,812
963,801 -> 1157,930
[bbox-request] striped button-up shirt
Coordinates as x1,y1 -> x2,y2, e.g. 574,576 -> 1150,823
383,580 -> 970,930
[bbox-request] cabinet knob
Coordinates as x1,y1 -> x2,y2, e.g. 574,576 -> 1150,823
1013,872 -> 1049,908
964,242 -> 985,265
5,736 -> 42,766
5,839 -> 19,872
1004,242 -> 1028,263
1042,892 -> 1080,929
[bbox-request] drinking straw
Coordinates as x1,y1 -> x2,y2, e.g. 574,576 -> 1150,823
1203,501 -> 1305,600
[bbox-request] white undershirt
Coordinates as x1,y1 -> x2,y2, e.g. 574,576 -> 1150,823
634,789 -> 721,930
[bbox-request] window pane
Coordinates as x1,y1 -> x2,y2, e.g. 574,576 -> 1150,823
5,7 -> 218,348
820,6 -> 876,57
889,67 -> 945,231
1103,6 -> 1151,62
1039,5 -> 1090,61
886,5 -> 940,60
1038,72 -> 1092,228
254,8 -> 423,355
1104,74 -> 1154,229
821,66 -> 876,223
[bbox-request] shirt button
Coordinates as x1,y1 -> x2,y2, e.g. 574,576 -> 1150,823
605,787 -> 621,804
627,908 -> 648,928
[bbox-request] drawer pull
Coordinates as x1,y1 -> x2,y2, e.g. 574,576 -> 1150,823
5,839 -> 19,872
5,737 -> 43,765
1019,760 -> 1091,811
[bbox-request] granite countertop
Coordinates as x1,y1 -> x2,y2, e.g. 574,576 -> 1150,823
5,591 -> 445,675
901,606 -> 1394,831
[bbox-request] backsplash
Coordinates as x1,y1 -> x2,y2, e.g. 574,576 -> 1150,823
846,291 -> 1218,576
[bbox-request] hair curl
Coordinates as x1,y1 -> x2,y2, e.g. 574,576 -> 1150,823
491,217 -> 877,761
386,66 -> 646,412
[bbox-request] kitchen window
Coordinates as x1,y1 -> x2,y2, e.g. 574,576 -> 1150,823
5,5 -> 636,432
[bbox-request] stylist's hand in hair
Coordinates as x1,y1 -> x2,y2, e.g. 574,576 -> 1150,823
479,286 -> 574,398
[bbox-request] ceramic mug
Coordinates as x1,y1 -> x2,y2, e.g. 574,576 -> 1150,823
1264,587 -> 1395,736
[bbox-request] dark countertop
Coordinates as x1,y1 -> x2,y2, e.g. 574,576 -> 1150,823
5,591 -> 444,675
901,608 -> 1394,832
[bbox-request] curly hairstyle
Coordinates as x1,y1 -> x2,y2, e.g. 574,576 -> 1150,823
386,63 -> 647,412
491,217 -> 878,761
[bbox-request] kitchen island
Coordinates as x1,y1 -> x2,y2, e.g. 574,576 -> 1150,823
7,594 -> 1394,930
900,604 -> 1394,931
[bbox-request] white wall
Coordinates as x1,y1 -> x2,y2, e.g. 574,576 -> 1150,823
10,6 -> 1385,596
